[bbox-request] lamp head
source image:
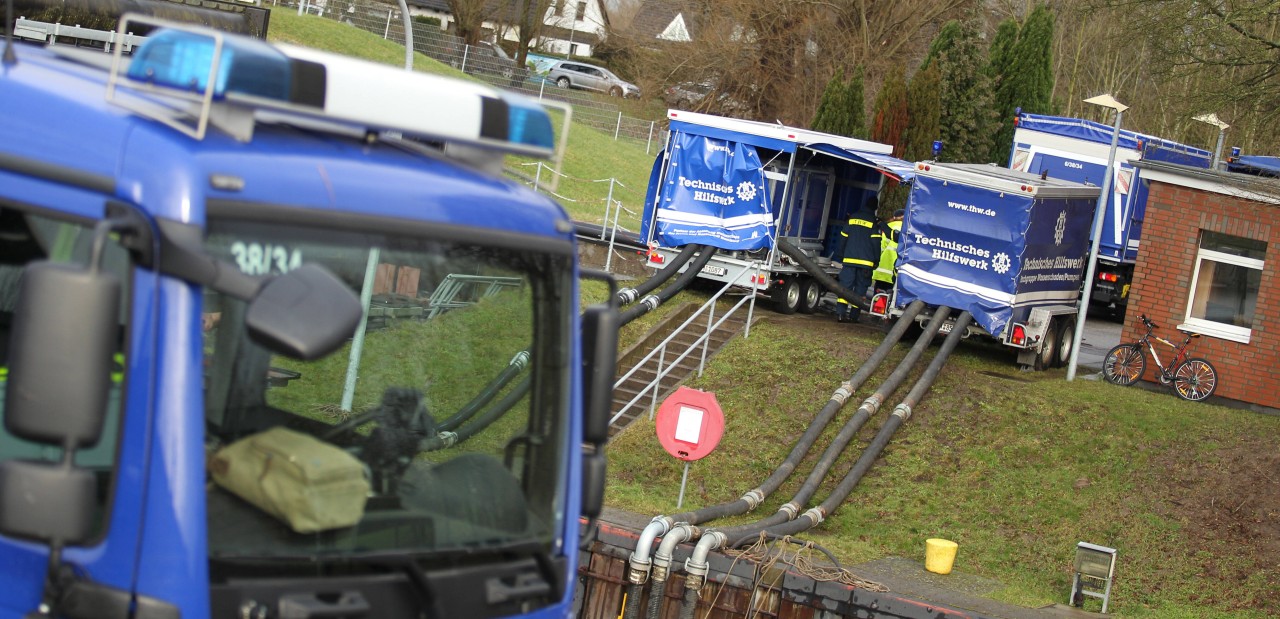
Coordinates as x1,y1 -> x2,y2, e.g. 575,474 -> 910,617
1193,113 -> 1230,130
1083,94 -> 1129,114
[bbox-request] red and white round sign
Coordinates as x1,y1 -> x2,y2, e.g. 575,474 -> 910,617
654,386 -> 725,462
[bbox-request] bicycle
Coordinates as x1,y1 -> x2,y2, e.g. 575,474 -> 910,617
1101,314 -> 1219,402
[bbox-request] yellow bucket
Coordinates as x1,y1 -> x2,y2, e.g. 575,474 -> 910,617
925,538 -> 958,575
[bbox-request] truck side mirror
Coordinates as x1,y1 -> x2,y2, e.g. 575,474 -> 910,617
0,260 -> 118,546
578,269 -> 619,522
579,302 -> 619,445
4,261 -> 118,447
244,264 -> 363,361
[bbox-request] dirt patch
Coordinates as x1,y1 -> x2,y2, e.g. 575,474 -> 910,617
1147,438 -> 1280,606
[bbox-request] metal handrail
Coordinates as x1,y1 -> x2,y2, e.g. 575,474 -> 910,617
608,263 -> 761,428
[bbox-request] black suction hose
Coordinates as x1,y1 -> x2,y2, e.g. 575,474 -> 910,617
419,375 -> 532,451
622,302 -> 928,619
714,304 -> 952,545
664,299 -> 928,527
776,238 -> 869,309
437,354 -> 527,432
758,311 -> 974,540
619,248 -> 717,326
621,582 -> 645,619
616,243 -> 700,306
678,586 -> 699,619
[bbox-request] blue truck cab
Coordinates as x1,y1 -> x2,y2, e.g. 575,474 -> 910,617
0,17 -> 615,619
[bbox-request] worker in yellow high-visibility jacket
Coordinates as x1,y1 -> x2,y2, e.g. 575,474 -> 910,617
872,209 -> 903,293
836,198 -> 881,323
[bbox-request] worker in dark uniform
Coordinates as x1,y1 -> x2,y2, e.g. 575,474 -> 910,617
836,198 -> 881,323
872,209 -> 904,294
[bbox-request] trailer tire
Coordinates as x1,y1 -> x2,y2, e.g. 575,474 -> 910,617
771,278 -> 801,314
1034,317 -> 1058,371
1053,316 -> 1076,368
798,279 -> 821,314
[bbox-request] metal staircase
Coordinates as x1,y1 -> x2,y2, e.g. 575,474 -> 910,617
607,269 -> 762,439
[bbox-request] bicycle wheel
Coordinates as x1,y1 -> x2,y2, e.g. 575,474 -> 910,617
1102,343 -> 1145,386
1173,358 -> 1218,402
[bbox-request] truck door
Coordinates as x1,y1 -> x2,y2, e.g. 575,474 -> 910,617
0,206 -> 155,615
780,169 -> 831,243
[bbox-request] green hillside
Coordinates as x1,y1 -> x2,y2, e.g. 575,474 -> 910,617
266,9 -> 653,231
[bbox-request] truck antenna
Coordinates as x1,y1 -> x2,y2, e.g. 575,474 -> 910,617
3,0 -> 17,66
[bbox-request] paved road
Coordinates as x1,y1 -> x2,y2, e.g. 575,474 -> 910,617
1073,315 -> 1124,375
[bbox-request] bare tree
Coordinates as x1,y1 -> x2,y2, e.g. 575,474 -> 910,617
447,0 -> 494,45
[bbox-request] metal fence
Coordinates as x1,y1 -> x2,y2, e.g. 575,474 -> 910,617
305,0 -> 663,144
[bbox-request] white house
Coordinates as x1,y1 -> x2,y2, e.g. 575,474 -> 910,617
406,0 -> 610,58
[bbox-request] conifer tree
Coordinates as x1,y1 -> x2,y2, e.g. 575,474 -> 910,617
811,69 -> 847,135
990,5 -> 1056,164
902,64 -> 941,162
844,68 -> 867,139
871,72 -> 910,158
986,18 -> 1021,164
929,17 -> 996,163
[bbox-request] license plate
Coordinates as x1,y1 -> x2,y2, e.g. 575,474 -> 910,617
939,321 -> 954,334
700,264 -> 727,276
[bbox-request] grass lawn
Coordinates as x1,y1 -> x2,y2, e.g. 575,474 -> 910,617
605,312 -> 1280,618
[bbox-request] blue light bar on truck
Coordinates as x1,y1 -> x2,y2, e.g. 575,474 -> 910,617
109,17 -> 554,155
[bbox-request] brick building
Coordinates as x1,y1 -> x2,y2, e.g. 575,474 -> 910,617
1126,160 -> 1280,411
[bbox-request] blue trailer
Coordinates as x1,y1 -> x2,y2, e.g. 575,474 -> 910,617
1009,113 -> 1212,315
0,17 -> 616,619
640,110 -> 915,314
871,162 -> 1101,370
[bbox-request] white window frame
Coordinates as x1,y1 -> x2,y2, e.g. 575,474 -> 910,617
1179,243 -> 1264,344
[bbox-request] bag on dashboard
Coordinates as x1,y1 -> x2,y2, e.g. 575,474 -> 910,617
210,426 -> 370,533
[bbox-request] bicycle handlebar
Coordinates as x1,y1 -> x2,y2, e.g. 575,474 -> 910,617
1140,314 -> 1159,330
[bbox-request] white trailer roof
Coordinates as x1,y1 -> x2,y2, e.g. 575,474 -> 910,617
915,162 -> 1101,199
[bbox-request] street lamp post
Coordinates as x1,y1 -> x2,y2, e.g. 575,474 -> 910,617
1193,113 -> 1230,170
1067,94 -> 1129,381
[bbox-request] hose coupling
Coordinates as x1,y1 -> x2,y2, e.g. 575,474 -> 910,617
779,502 -> 800,520
438,431 -> 458,447
618,288 -> 639,305
683,557 -> 710,591
892,403 -> 913,421
831,381 -> 854,404
640,295 -> 661,311
741,489 -> 765,510
861,393 -> 882,413
801,507 -> 826,525
626,558 -> 651,585
509,350 -> 530,370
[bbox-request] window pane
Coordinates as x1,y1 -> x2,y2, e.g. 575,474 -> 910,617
1201,231 -> 1266,260
202,218 -> 572,562
1189,256 -> 1260,327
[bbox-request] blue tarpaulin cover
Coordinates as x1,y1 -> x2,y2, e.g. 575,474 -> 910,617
641,131 -> 773,250
1017,113 -> 1211,165
895,175 -> 1095,336
1228,155 -> 1280,177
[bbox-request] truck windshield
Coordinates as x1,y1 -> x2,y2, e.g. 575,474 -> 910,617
201,216 -> 572,562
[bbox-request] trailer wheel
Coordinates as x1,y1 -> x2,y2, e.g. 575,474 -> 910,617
1053,316 -> 1076,368
1034,317 -> 1058,371
771,278 -> 801,314
798,279 -> 821,314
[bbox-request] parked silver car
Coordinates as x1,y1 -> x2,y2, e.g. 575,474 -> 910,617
546,60 -> 640,98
